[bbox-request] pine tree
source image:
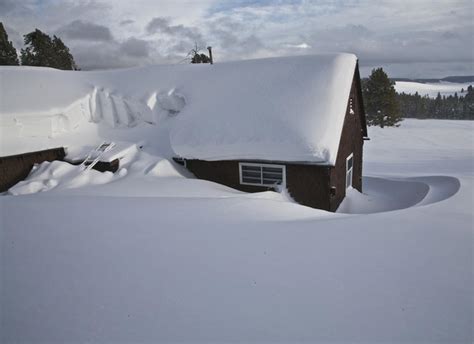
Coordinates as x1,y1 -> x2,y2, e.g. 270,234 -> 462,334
462,85 -> 474,120
191,53 -> 210,64
21,29 -> 77,70
52,36 -> 77,70
0,22 -> 19,65
362,68 -> 401,127
21,29 -> 55,67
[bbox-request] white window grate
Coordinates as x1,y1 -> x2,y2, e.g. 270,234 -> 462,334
346,153 -> 354,189
239,162 -> 286,187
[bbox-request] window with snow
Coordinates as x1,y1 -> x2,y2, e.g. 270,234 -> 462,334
346,154 -> 354,189
239,163 -> 285,187
349,97 -> 355,115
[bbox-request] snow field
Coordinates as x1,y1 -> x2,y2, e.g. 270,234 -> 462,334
395,81 -> 472,98
0,58 -> 472,342
2,119 -> 472,344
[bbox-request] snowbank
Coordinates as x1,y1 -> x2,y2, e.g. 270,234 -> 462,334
337,175 -> 460,214
1,110 -> 472,343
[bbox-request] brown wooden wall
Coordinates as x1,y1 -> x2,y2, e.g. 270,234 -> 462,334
185,159 -> 332,211
329,66 -> 365,211
0,147 -> 66,192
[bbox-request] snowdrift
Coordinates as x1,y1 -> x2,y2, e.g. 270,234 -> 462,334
337,176 -> 461,214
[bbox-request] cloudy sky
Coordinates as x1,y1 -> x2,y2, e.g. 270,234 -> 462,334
1,0 -> 473,77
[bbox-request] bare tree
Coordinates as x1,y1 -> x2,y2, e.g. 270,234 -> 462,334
182,42 -> 211,64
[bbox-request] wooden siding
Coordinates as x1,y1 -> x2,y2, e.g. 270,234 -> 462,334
0,147 -> 66,192
329,67 -> 365,211
287,164 -> 331,210
185,159 -> 332,211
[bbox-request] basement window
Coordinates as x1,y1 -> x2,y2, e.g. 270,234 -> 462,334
346,153 -> 354,189
239,162 -> 286,187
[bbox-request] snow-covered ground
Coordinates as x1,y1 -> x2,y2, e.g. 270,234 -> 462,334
395,80 -> 472,98
0,63 -> 473,343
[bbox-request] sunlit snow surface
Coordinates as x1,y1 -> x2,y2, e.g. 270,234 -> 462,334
0,62 -> 473,343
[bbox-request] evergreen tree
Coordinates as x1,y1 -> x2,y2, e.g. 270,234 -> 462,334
21,29 -> 55,67
0,22 -> 19,65
396,86 -> 473,120
362,68 -> 401,127
462,85 -> 474,120
21,29 -> 77,70
431,92 -> 443,118
188,43 -> 211,64
52,35 -> 77,70
191,53 -> 210,64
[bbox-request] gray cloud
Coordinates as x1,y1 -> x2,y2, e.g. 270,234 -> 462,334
70,40 -> 162,70
56,20 -> 114,42
0,0 -> 472,77
120,19 -> 134,26
120,37 -> 150,57
0,0 -> 35,16
206,16 -> 265,60
146,17 -> 203,44
71,42 -> 129,70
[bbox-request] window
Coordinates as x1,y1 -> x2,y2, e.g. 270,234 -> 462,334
239,162 -> 285,187
346,154 -> 353,189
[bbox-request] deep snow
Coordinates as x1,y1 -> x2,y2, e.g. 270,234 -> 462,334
1,118 -> 472,343
0,60 -> 472,343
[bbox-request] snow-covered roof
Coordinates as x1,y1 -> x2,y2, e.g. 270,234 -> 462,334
0,53 -> 358,164
170,53 -> 357,165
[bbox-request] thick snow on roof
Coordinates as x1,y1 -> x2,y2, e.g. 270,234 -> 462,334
0,54 -> 357,163
171,53 -> 357,164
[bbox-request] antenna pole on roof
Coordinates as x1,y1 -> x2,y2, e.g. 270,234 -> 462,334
207,46 -> 213,64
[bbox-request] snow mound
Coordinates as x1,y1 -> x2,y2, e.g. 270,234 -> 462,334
89,88 -> 152,127
337,176 -> 460,214
4,95 -> 91,138
410,176 -> 461,206
154,89 -> 186,116
145,159 -> 183,177
7,161 -> 117,195
1,89 -> 154,141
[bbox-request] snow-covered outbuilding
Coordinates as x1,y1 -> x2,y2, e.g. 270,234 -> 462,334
173,53 -> 368,211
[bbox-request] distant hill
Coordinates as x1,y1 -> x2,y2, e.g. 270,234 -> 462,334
391,76 -> 474,84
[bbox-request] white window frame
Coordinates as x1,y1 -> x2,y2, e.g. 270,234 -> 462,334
346,153 -> 354,189
239,162 -> 286,188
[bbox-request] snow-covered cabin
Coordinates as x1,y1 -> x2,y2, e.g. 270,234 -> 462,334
173,53 -> 368,211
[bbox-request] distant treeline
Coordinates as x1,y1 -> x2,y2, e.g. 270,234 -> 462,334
396,85 -> 474,120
